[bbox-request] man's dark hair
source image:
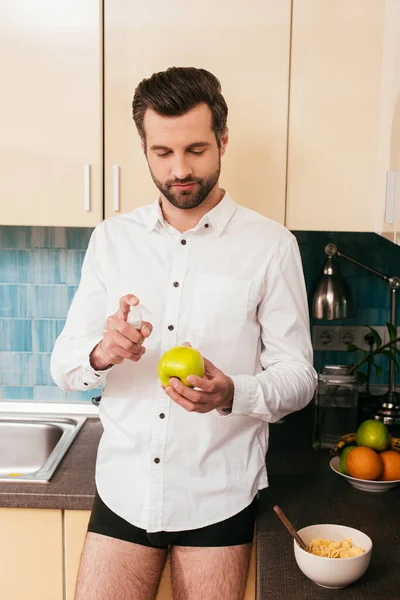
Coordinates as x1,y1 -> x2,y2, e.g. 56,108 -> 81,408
132,66 -> 228,148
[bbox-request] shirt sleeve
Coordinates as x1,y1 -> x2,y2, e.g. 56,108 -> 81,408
220,236 -> 317,423
50,225 -> 115,392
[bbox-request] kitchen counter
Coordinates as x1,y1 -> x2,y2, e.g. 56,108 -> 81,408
0,417 -> 102,509
257,403 -> 400,599
1,405 -> 399,599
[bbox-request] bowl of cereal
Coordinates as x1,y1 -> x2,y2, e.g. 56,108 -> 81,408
293,524 -> 372,589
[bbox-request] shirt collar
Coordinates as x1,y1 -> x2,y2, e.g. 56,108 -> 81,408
146,192 -> 237,237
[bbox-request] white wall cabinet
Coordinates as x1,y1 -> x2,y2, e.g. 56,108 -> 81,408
286,0 -> 400,239
1,1 -> 399,241
104,0 -> 291,224
0,1 -> 103,226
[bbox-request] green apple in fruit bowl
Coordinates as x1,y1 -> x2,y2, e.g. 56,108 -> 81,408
158,346 -> 205,387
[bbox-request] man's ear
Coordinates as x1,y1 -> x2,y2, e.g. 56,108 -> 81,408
219,128 -> 229,157
140,139 -> 146,154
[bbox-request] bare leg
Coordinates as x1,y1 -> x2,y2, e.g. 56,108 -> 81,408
74,532 -> 168,600
170,543 -> 252,600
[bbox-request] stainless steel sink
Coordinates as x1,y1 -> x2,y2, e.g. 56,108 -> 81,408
0,415 -> 86,483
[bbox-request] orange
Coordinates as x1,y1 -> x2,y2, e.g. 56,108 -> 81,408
346,446 -> 383,481
379,450 -> 400,481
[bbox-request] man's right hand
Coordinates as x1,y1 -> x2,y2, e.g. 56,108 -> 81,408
89,294 -> 153,371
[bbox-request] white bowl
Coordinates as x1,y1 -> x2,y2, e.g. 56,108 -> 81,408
294,524 -> 372,589
330,456 -> 400,492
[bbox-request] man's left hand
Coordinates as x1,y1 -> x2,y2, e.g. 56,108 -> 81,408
162,355 -> 234,414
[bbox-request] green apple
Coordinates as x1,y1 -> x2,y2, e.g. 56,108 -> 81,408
158,346 -> 205,387
340,445 -> 357,475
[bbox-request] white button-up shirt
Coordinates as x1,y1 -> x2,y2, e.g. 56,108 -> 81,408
51,193 -> 317,533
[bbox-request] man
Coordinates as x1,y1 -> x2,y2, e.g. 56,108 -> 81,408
51,66 -> 317,600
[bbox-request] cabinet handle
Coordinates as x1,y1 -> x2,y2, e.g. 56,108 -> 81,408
385,171 -> 396,224
83,164 -> 91,212
394,172 -> 400,223
113,164 -> 120,212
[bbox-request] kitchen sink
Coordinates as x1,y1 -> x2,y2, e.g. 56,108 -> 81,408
0,415 -> 86,483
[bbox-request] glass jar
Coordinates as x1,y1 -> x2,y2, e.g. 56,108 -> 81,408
312,365 -> 360,452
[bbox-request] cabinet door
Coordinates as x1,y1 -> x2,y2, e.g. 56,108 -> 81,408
0,508 -> 63,600
374,0 -> 400,243
104,0 -> 291,223
286,0 -> 395,233
0,1 -> 102,226
64,510 -> 91,600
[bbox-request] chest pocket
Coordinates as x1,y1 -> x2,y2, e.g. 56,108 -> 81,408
189,274 -> 251,341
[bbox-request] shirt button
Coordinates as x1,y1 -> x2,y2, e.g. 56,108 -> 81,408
154,457 -> 161,464
204,223 -> 209,228
159,413 -> 165,419
173,281 -> 179,288
180,239 -> 187,245
168,325 -> 174,331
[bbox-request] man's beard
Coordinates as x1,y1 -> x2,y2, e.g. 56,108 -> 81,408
148,159 -> 221,210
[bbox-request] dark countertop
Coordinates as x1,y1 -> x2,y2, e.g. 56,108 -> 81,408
0,417 -> 102,510
257,404 -> 400,599
1,406 -> 399,599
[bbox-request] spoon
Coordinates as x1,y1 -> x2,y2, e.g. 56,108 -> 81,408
273,505 -> 308,551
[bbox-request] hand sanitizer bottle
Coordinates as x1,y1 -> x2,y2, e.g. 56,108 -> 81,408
127,305 -> 143,330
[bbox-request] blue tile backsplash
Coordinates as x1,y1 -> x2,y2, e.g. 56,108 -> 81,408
293,231 -> 400,387
0,226 -> 101,402
0,225 -> 399,403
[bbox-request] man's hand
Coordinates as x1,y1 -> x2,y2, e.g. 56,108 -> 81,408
162,344 -> 234,414
90,294 -> 152,370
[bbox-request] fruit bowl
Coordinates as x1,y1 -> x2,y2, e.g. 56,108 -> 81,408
330,456 -> 400,492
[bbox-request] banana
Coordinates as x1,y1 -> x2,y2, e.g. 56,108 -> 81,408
390,436 -> 400,451
333,433 -> 357,454
333,433 -> 400,455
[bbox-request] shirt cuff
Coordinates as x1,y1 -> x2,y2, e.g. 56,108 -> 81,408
215,374 -> 259,417
73,337 -> 115,388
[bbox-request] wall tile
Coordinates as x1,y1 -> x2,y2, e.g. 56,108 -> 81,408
35,386 -> 66,402
34,353 -> 54,386
0,227 -> 399,402
65,388 -> 103,402
32,285 -> 69,318
68,286 -> 78,307
0,250 -> 31,283
31,227 -> 66,249
64,251 -> 85,286
66,228 -> 93,250
0,226 -> 31,249
294,230 -> 400,385
30,249 -> 66,284
33,320 -> 65,353
0,284 -> 31,317
0,319 -> 32,351
2,386 -> 34,400
0,352 -> 33,385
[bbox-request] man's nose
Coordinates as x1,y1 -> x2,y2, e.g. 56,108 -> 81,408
172,156 -> 193,180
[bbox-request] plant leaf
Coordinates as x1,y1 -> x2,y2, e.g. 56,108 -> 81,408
362,324 -> 382,348
356,372 -> 368,384
366,358 -> 383,376
347,343 -> 362,353
380,349 -> 395,360
386,322 -> 398,341
380,350 -> 400,372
